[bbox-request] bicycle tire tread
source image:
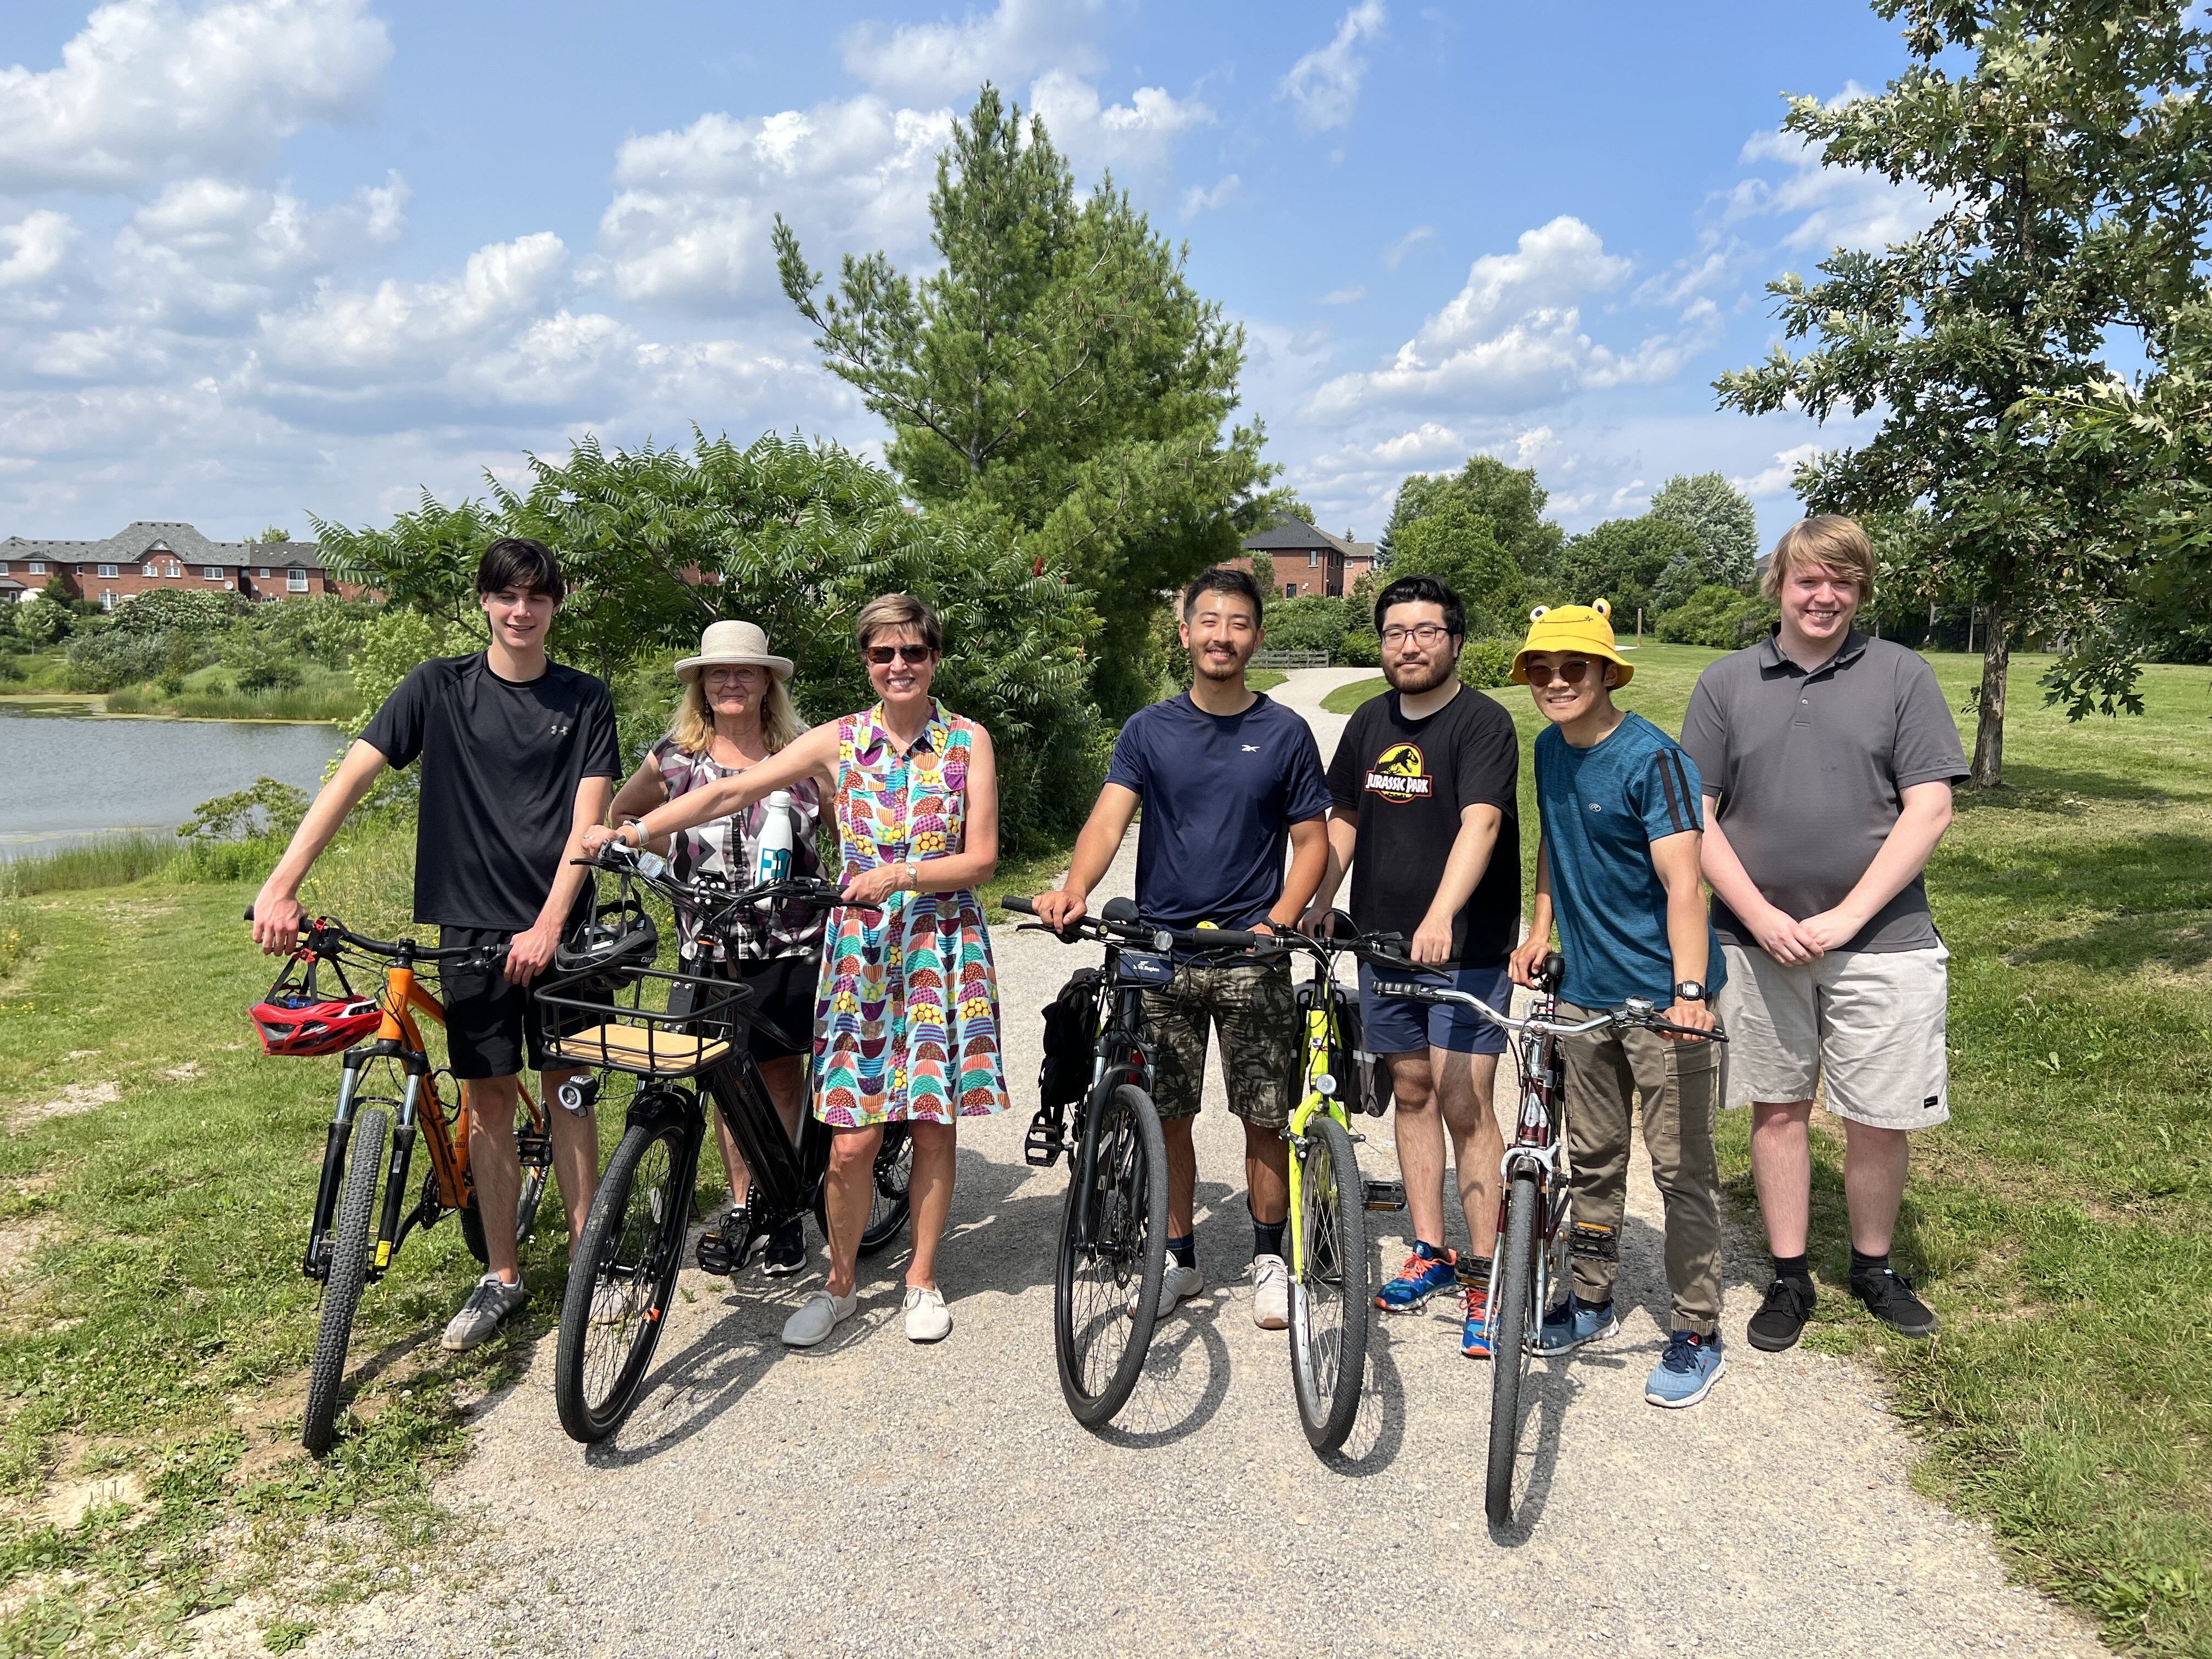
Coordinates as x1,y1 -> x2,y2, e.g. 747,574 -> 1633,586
302,1107 -> 387,1456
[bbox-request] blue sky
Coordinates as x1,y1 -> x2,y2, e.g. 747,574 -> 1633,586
0,0 -> 1938,551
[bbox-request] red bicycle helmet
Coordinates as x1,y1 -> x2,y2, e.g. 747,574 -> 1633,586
251,950 -> 383,1057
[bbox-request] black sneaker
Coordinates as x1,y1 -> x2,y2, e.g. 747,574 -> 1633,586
1850,1268 -> 1938,1338
761,1215 -> 808,1277
1746,1276 -> 1816,1352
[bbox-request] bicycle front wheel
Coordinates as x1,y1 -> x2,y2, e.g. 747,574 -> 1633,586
554,1117 -> 690,1444
303,1105 -> 387,1456
1486,1169 -> 1541,1524
1289,1112 -> 1370,1453
1054,1084 -> 1169,1427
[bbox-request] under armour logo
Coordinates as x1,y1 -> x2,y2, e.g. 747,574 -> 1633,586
1242,743 -> 1260,753
550,722 -> 571,737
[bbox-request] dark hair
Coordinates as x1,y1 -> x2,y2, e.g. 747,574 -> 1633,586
476,536 -> 565,604
855,591 -> 943,653
1180,565 -> 1263,622
1374,574 -> 1465,641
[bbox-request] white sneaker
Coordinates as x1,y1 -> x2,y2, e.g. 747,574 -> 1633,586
902,1284 -> 951,1343
1250,1254 -> 1290,1330
1134,1260 -> 1203,1319
781,1288 -> 858,1348
442,1272 -> 526,1351
589,1280 -> 628,1327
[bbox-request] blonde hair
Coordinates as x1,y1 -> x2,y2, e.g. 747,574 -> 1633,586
1763,514 -> 1877,601
669,668 -> 806,757
854,591 -> 943,653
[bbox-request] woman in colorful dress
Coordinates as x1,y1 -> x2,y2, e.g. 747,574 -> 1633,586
606,619 -> 825,1278
586,593 -> 1009,1347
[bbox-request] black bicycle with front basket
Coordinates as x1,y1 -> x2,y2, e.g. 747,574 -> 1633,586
534,844 -> 909,1444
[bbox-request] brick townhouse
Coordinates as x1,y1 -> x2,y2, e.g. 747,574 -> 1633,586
1233,518 -> 1378,599
0,521 -> 343,609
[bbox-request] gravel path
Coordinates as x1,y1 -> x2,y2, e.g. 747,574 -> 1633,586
299,670 -> 2095,1659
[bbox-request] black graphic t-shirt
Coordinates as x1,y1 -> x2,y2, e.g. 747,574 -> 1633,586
1324,684 -> 1521,966
362,652 -> 620,930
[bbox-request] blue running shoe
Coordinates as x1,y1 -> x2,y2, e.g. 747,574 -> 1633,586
1375,1241 -> 1458,1312
1645,1329 -> 1726,1408
1460,1284 -> 1492,1359
1536,1295 -> 1620,1354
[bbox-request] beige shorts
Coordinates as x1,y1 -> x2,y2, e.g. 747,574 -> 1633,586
1716,942 -> 1951,1130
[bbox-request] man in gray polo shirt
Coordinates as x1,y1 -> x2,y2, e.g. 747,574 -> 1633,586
1680,515 -> 1967,1351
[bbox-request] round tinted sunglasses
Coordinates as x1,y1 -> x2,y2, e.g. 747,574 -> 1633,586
1523,658 -> 1596,687
865,643 -> 935,665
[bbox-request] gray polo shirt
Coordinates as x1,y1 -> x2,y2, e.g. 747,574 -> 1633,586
1680,628 -> 1967,953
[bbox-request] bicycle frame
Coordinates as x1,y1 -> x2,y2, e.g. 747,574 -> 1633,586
1486,977 -> 1572,1347
1068,956 -> 1158,1253
1285,963 -> 1358,1282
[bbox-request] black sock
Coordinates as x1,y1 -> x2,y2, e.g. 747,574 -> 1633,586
1772,1252 -> 1812,1284
1252,1215 -> 1286,1261
1167,1233 -> 1195,1269
1850,1246 -> 1891,1278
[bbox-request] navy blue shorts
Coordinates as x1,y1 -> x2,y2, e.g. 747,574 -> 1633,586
1358,961 -> 1511,1058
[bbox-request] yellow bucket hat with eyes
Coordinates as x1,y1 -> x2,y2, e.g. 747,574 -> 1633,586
1511,598 -> 1635,686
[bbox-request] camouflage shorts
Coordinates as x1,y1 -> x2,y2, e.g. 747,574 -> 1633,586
1139,958 -> 1299,1128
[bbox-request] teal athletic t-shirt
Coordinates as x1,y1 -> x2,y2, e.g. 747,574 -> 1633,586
1533,712 -> 1726,1011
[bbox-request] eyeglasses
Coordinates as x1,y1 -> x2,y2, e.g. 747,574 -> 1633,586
1381,623 -> 1452,647
865,643 -> 934,665
1523,659 -> 1594,687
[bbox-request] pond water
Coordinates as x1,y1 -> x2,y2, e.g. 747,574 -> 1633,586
0,711 -> 346,861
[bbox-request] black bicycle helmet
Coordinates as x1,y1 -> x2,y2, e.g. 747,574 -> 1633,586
556,895 -> 660,992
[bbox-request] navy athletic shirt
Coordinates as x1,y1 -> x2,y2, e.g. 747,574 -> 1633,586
1105,691 -> 1332,933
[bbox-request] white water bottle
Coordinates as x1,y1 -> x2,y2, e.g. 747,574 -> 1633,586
753,791 -> 794,889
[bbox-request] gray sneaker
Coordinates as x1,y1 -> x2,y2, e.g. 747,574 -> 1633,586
781,1288 -> 858,1348
442,1272 -> 527,1351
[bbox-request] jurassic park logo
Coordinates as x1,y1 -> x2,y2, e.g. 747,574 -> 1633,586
1363,742 -> 1435,802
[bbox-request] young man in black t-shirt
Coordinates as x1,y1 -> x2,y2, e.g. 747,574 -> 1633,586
252,538 -> 620,1351
1304,575 -> 1520,1361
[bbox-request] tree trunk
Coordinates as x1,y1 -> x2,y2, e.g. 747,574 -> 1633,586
1968,591 -> 2010,789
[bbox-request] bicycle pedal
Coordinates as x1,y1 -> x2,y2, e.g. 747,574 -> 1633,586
1023,1108 -> 1066,1167
1568,1221 -> 1618,1261
516,1131 -> 552,1169
1363,1178 -> 1406,1211
696,1209 -> 759,1278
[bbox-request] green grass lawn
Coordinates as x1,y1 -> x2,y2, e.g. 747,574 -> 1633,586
1,644 -> 2208,1652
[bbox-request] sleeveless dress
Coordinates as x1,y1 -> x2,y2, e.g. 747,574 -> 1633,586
812,701 -> 1010,1127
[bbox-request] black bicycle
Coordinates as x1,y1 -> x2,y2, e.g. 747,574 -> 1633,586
1004,895 -> 1280,1427
1377,961 -> 1725,1523
535,846 -> 908,1444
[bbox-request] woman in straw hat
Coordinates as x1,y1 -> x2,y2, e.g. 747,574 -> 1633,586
607,618 -> 825,1278
587,592 -> 1008,1348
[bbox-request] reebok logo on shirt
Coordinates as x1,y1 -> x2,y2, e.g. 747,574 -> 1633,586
1363,742 -> 1436,802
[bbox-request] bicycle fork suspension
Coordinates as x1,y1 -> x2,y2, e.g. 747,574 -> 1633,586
373,1069 -> 426,1278
303,1062 -> 364,1280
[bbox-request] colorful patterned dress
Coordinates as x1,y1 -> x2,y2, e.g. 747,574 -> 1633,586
813,701 -> 1009,1127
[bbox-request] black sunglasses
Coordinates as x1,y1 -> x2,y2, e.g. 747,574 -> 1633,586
1523,659 -> 1595,687
865,643 -> 935,665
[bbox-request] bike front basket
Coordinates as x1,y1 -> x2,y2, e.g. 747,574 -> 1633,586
534,966 -> 751,1077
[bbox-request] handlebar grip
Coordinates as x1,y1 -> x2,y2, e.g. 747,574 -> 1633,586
243,906 -> 254,921
1373,979 -> 1438,1001
1000,894 -> 1036,915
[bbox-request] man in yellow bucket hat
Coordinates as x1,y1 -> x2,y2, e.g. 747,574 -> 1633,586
1505,598 -> 1732,1408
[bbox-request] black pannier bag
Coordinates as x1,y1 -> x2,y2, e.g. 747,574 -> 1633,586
1300,980 -> 1385,1116
1037,967 -> 1106,1110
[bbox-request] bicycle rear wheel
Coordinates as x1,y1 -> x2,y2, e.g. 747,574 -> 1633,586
554,1116 -> 691,1444
1486,1170 -> 1541,1524
1289,1113 -> 1371,1453
303,1105 -> 387,1455
858,1124 -> 912,1256
1054,1084 -> 1169,1426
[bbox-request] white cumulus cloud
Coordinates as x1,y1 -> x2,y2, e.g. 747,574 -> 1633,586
258,232 -> 569,375
840,0 -> 1102,102
1180,174 -> 1242,221
1731,442 -> 1822,498
1726,88 -> 1947,257
0,210 -> 75,287
1280,0 -> 1386,134
1028,70 -> 1212,172
0,0 -> 391,193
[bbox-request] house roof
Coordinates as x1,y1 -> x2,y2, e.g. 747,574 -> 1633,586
0,523 -> 325,571
1242,518 -> 1358,555
0,577 -> 25,592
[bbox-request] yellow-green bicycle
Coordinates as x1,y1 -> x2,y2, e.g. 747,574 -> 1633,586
1273,916 -> 1414,1454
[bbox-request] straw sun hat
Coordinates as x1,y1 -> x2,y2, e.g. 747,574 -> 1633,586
674,619 -> 794,683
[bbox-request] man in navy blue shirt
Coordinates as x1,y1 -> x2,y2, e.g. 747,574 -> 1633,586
1034,567 -> 1331,1330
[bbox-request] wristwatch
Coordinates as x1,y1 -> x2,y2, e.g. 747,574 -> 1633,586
1674,979 -> 1707,1003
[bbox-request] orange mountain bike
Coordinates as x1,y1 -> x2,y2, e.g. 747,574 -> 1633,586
247,908 -> 549,1454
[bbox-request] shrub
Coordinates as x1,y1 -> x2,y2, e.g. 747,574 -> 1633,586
1262,595 -> 1352,655
1655,584 -> 1778,648
62,628 -> 164,692
108,589 -> 244,637
1459,636 -> 1517,689
177,777 -> 310,845
1338,627 -> 1381,667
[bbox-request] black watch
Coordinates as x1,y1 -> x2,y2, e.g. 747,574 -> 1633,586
1673,979 -> 1707,1003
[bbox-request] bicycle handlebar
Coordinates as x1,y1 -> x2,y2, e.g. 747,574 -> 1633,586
1370,978 -> 1728,1044
1000,894 -> 1276,956
575,845 -> 876,916
242,906 -> 497,966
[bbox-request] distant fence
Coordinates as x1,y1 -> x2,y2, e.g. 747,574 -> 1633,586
1250,648 -> 1331,669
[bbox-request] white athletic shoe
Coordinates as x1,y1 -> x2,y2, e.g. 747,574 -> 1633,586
902,1284 -> 952,1343
1250,1254 -> 1291,1330
1135,1260 -> 1204,1319
781,1288 -> 858,1348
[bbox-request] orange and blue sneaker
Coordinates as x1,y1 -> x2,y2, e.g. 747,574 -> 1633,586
1460,1282 -> 1493,1359
1376,1240 -> 1458,1312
